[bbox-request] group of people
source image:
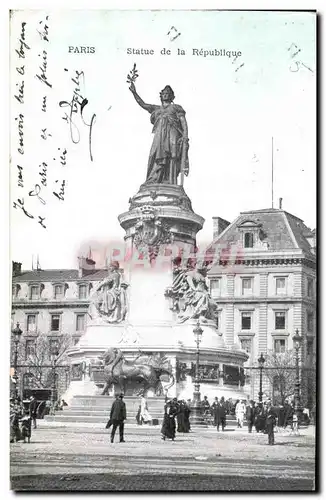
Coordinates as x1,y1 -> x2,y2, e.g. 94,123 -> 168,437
10,395 -> 69,444
10,395 -> 37,443
161,398 -> 192,440
200,396 -> 308,445
106,394 -> 192,443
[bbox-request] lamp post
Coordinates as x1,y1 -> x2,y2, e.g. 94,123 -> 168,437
50,346 -> 59,414
12,322 -> 22,399
258,352 -> 265,403
190,320 -> 204,424
292,329 -> 303,422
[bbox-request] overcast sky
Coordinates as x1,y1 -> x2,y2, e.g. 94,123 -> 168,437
10,9 -> 316,270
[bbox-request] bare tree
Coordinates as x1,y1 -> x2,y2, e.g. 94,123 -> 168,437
264,350 -> 297,404
264,349 -> 316,407
15,334 -> 72,389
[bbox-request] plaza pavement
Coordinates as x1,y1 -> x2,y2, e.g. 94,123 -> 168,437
10,422 -> 316,491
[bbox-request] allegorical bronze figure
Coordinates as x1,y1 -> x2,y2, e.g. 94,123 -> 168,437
129,81 -> 189,185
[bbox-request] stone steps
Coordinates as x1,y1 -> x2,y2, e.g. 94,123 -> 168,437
45,394 -> 247,427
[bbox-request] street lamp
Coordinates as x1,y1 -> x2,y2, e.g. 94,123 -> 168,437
292,329 -> 303,423
12,322 -> 22,399
258,352 -> 265,403
191,320 -> 204,423
50,346 -> 60,414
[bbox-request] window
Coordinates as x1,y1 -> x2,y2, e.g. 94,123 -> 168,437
51,314 -> 60,332
241,312 -> 252,330
27,314 -> 36,332
240,338 -> 252,355
307,312 -> 314,332
274,339 -> 286,353
76,314 -> 86,332
25,339 -> 36,358
307,339 -> 314,356
275,277 -> 286,295
78,284 -> 87,299
307,278 -> 314,298
210,279 -> 221,298
275,311 -> 286,330
30,285 -> 40,300
242,278 -> 252,296
54,284 -> 64,299
244,232 -> 254,248
12,284 -> 20,298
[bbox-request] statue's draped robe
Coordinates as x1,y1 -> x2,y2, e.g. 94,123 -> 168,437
146,103 -> 188,183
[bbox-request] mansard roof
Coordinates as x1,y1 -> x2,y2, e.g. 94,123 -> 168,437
207,208 -> 316,258
12,268 -> 110,283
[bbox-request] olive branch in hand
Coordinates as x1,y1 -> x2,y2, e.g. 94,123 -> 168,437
126,63 -> 139,84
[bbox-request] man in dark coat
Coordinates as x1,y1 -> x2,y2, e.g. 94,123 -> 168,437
246,400 -> 256,433
109,393 -> 127,443
29,396 -> 38,429
266,403 -> 277,445
283,401 -> 294,429
217,397 -> 227,431
211,397 -> 219,425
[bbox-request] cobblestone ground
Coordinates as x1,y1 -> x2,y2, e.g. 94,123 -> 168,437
10,424 -> 316,492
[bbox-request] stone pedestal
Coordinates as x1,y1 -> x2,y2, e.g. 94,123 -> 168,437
64,182 -> 249,405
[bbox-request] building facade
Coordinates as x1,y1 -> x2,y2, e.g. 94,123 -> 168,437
206,208 -> 316,405
11,257 -> 106,398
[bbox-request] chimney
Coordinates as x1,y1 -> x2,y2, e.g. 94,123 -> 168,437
212,217 -> 230,240
279,197 -> 283,209
78,255 -> 96,278
12,261 -> 22,277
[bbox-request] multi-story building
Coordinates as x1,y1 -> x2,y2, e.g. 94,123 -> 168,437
206,207 -> 316,405
11,257 -> 105,398
11,207 -> 316,405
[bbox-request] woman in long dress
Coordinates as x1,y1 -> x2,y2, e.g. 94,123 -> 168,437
140,396 -> 152,424
161,399 -> 178,440
129,82 -> 189,185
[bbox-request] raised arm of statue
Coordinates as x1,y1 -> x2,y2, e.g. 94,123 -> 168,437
129,82 -> 155,113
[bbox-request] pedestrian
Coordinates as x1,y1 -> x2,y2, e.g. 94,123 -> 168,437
109,393 -> 127,443
20,409 -> 32,443
254,403 -> 266,433
201,395 -> 211,415
10,399 -> 22,443
235,400 -> 246,428
211,397 -> 219,425
161,399 -> 178,441
177,400 -> 186,432
278,403 -> 285,428
283,400 -> 294,429
184,399 -> 191,433
217,397 -> 227,432
29,396 -> 38,429
266,403 -> 277,445
246,400 -> 255,433
140,395 -> 152,424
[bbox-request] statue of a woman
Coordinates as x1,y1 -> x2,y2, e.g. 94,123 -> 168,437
91,262 -> 128,323
129,82 -> 189,185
